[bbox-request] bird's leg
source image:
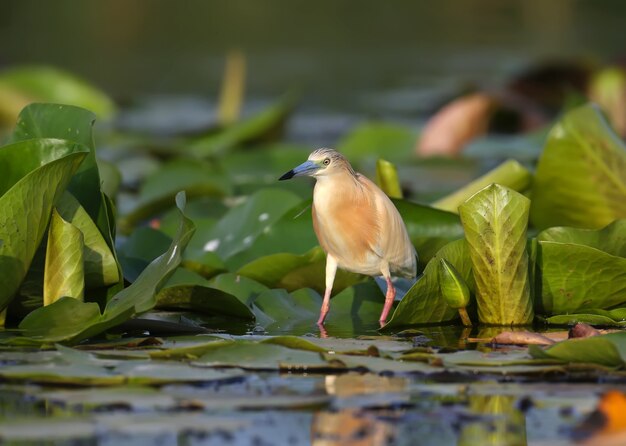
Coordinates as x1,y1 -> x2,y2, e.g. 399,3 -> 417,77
379,276 -> 396,327
317,254 -> 337,328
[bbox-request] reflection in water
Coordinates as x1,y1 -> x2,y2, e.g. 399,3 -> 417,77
312,409 -> 395,446
459,395 -> 527,446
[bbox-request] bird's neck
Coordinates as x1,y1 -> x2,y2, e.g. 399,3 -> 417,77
314,170 -> 363,206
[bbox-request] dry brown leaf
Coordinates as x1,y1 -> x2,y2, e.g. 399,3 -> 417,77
417,93 -> 497,157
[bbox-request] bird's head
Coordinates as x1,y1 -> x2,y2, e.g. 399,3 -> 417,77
279,148 -> 354,181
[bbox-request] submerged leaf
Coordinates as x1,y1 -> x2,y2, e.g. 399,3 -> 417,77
531,104 -> 626,229
459,184 -> 533,325
44,209 -> 85,305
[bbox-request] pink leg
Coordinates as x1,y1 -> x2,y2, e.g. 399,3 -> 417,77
317,254 -> 337,333
317,287 -> 331,326
379,276 -> 396,327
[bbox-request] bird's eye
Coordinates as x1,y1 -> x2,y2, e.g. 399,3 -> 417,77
323,158 -> 330,165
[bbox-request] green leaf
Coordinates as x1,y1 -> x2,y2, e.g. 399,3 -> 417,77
543,313 -> 624,326
536,241 -> 626,314
44,209 -> 84,305
385,239 -> 472,328
393,199 -> 464,267
10,104 -> 114,247
537,219 -> 626,258
56,192 -> 119,288
193,341 -> 328,370
0,66 -> 115,122
0,139 -> 87,311
188,94 -> 296,157
224,199 -> 318,268
337,122 -> 416,162
18,192 -> 196,344
156,283 -> 255,320
432,160 -> 532,214
531,104 -> 626,229
529,332 -> 626,368
203,188 -> 302,260
376,159 -> 403,198
237,247 -> 363,295
117,227 -> 172,282
119,159 -> 230,232
459,184 -> 533,325
438,259 -> 470,309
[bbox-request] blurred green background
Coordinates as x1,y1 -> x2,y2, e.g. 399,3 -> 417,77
2,0 -> 625,113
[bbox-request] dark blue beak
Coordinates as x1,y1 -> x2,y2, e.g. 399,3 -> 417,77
279,160 -> 320,181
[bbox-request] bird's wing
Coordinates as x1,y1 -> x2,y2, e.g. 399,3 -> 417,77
358,175 -> 417,278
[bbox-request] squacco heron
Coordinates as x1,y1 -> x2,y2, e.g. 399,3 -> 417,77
279,148 -> 417,328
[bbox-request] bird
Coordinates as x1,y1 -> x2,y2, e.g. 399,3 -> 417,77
279,148 -> 417,328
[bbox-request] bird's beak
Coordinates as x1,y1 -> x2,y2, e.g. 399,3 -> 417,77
278,160 -> 319,181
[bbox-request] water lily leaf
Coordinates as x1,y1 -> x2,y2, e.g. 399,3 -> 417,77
324,353 -> 437,374
538,219 -> 626,258
225,199 -> 318,268
119,159 -> 230,232
237,247 -> 363,295
536,241 -> 626,314
531,104 -> 626,229
543,313 -> 624,326
97,159 -> 122,199
18,193 -> 195,344
0,66 -> 115,124
0,139 -> 87,311
459,184 -> 533,325
393,199 -> 465,266
202,188 -> 302,260
117,227 -> 172,282
337,122 -> 416,162
529,332 -> 626,368
56,192 -> 119,288
188,94 -> 295,157
10,104 -> 116,253
208,273 -> 274,325
385,239 -> 472,328
44,209 -> 84,305
156,283 -> 255,320
432,160 -> 532,214
193,341 -> 329,370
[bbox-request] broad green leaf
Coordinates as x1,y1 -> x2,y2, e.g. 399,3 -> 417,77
193,341 -> 328,370
0,139 -> 87,311
119,159 -> 230,232
0,66 -> 115,123
189,94 -> 296,157
225,199 -> 318,268
536,241 -> 626,314
203,188 -> 301,260
393,199 -> 464,266
531,104 -> 626,229
529,332 -> 626,368
537,219 -> 626,258
337,122 -> 416,162
18,192 -> 195,344
376,159 -> 402,198
237,247 -> 363,295
156,283 -> 255,320
385,239 -> 472,328
10,104 -> 115,250
432,160 -> 532,213
97,159 -> 122,199
44,209 -> 84,305
56,192 -> 119,288
459,184 -> 533,325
